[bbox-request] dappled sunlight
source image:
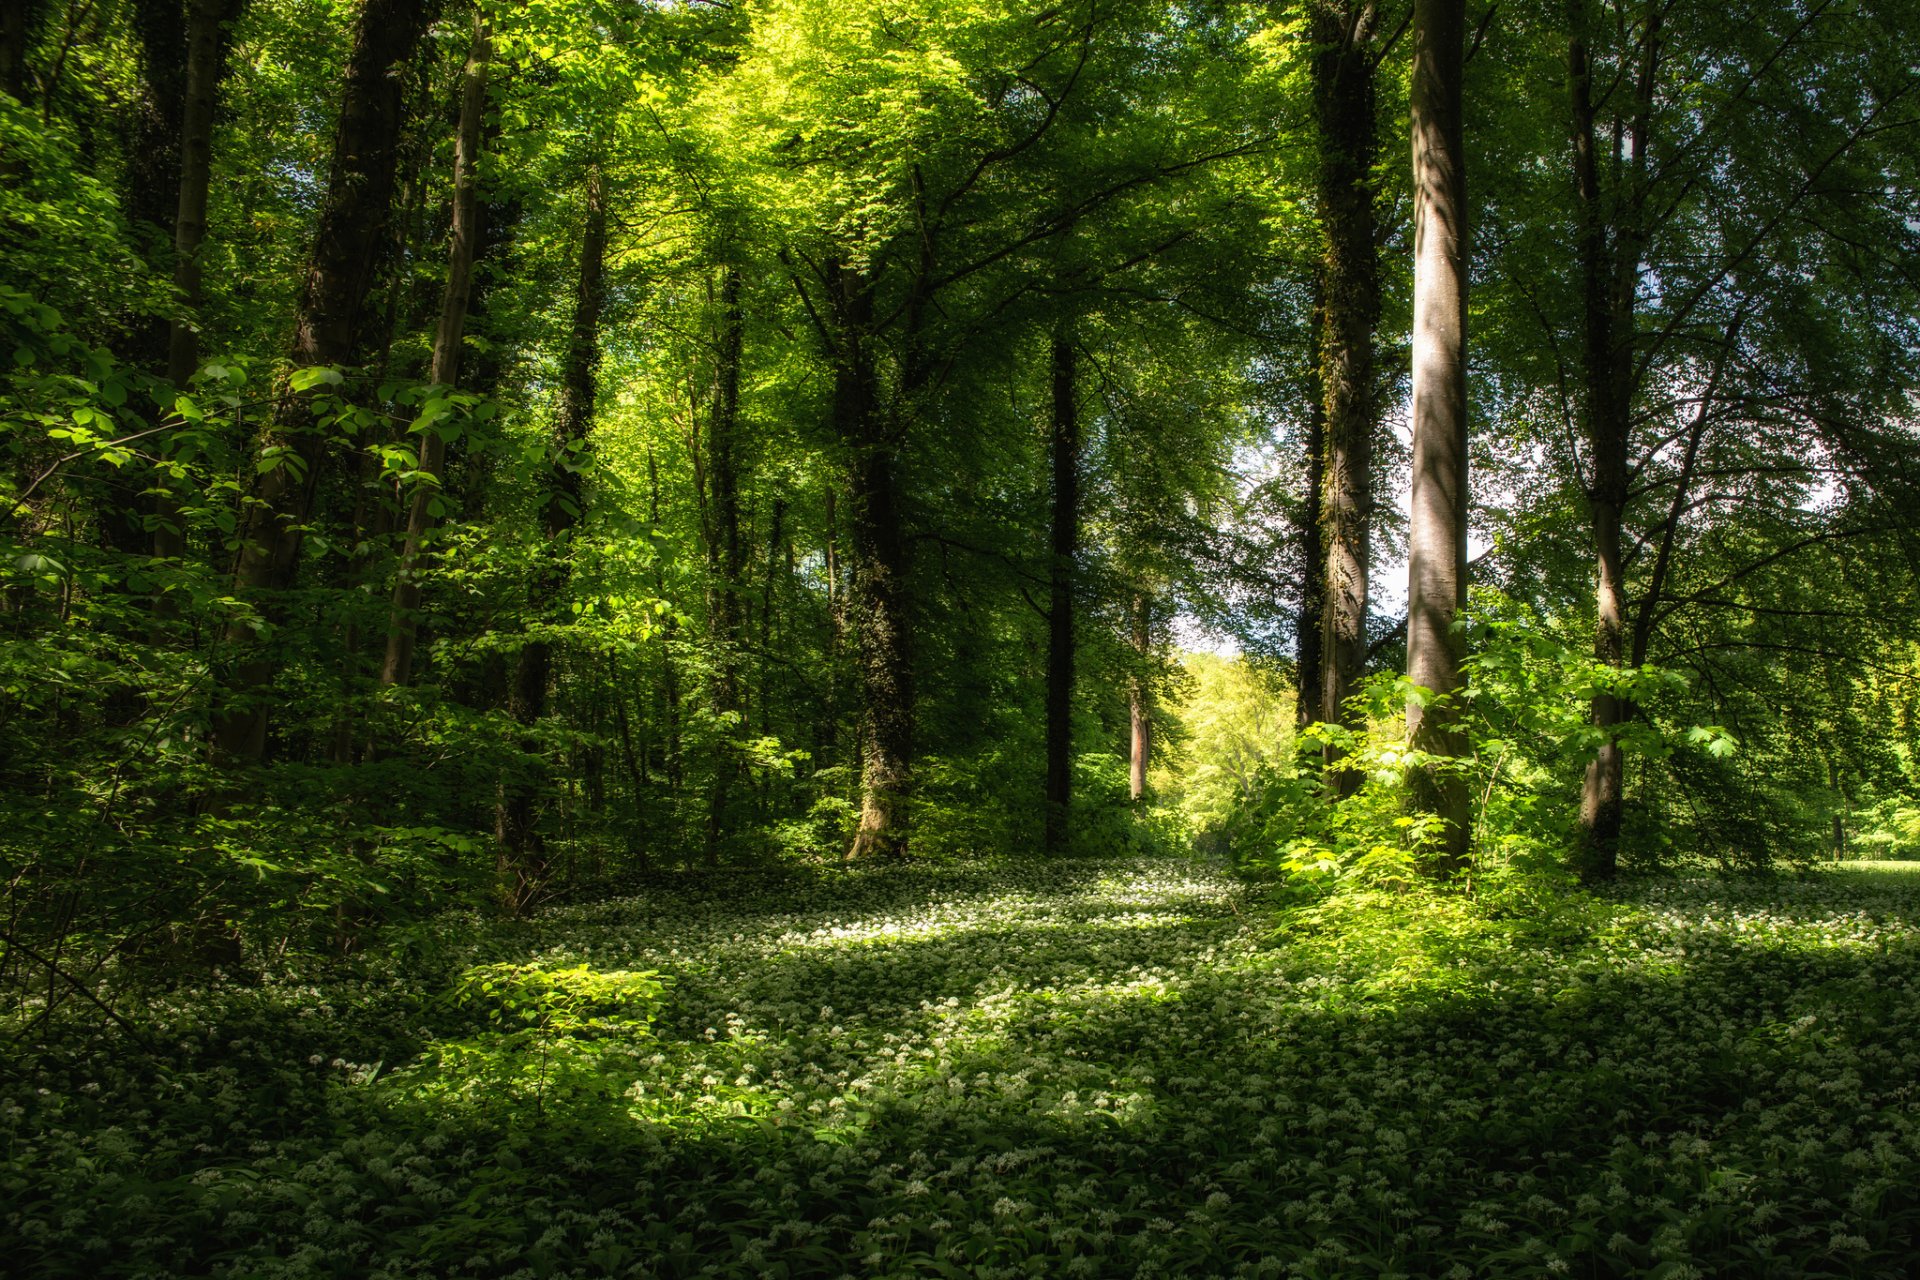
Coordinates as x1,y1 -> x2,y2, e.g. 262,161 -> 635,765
12,858 -> 1920,1276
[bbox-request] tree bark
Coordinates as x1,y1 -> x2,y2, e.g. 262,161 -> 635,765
1129,593 -> 1151,801
1405,0 -> 1471,872
124,0 -> 188,268
1044,332 -> 1079,853
496,164 -> 608,906
821,483 -> 845,771
1,0 -> 46,102
211,0 -> 428,762
832,263 -> 913,859
1569,2 -> 1660,880
153,0 -> 238,570
1312,0 -> 1380,765
702,266 -> 745,867
381,13 -> 491,688
1295,283 -> 1326,731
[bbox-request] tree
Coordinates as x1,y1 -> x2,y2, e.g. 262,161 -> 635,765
381,10 -> 491,689
213,0 -> 430,762
1044,328 -> 1080,851
1404,0 -> 1470,870
498,162 -> 609,905
1311,0 -> 1385,756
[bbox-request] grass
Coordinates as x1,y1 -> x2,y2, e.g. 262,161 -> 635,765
5,857 -> 1920,1278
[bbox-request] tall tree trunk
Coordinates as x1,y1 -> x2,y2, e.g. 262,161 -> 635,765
153,0 -> 237,570
822,483 -> 845,769
1296,285 -> 1327,731
326,87 -> 432,764
1,0 -> 46,102
646,445 -> 684,795
1405,0 -> 1471,872
833,264 -> 912,860
496,165 -> 608,906
1569,2 -> 1660,880
1313,0 -> 1380,765
211,0 -> 428,763
1044,332 -> 1079,853
123,0 -> 187,353
702,266 -> 745,867
757,496 -> 785,825
96,0 -> 192,563
381,13 -> 490,688
1129,593 -> 1151,802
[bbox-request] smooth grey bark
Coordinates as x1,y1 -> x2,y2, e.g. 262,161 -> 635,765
381,13 -> 491,689
1129,594 -> 1151,801
1405,0 -> 1471,872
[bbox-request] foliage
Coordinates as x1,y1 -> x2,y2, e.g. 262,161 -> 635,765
8,858 -> 1920,1277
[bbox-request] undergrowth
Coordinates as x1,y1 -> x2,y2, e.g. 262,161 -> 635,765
5,857 -> 1919,1278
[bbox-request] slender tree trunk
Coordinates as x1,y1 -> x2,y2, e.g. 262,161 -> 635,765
1129,593 -> 1151,802
496,165 -> 608,906
1569,3 -> 1660,880
327,88 -> 431,764
702,266 -> 745,867
611,656 -> 651,872
122,0 -> 187,364
211,0 -> 427,763
153,0 -> 236,572
1,0 -> 46,102
93,0 -> 192,564
1044,332 -> 1079,853
1313,0 -> 1380,765
757,496 -> 785,825
822,484 -> 845,767
832,263 -> 912,859
381,14 -> 490,688
1404,0 -> 1471,872
1296,285 -> 1327,731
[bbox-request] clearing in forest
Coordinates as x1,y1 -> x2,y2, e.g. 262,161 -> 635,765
7,858 -> 1920,1278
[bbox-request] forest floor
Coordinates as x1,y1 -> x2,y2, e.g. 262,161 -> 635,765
7,857 -> 1920,1278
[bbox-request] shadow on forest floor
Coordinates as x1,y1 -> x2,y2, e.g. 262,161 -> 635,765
8,858 -> 1920,1278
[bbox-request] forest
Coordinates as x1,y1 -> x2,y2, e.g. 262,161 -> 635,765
4,0 -> 1920,1274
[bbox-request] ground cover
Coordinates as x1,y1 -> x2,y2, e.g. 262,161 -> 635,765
5,858 -> 1920,1278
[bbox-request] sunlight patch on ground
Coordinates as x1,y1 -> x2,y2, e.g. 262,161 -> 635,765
10,857 -> 1920,1276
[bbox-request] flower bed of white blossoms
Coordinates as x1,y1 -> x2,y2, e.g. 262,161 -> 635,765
5,858 -> 1920,1278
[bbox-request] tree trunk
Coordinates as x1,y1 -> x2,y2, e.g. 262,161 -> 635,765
833,263 -> 912,860
1569,2 -> 1660,880
496,165 -> 608,906
1,0 -> 46,102
1295,282 -> 1326,731
1044,332 -> 1079,854
123,0 -> 188,364
211,0 -> 428,763
1313,0 -> 1380,767
702,266 -> 745,867
822,483 -> 845,769
757,496 -> 786,825
1129,593 -> 1151,802
153,0 -> 237,571
381,13 -> 490,688
1405,0 -> 1471,872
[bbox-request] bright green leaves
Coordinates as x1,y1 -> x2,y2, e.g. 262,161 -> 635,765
381,961 -> 675,1122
